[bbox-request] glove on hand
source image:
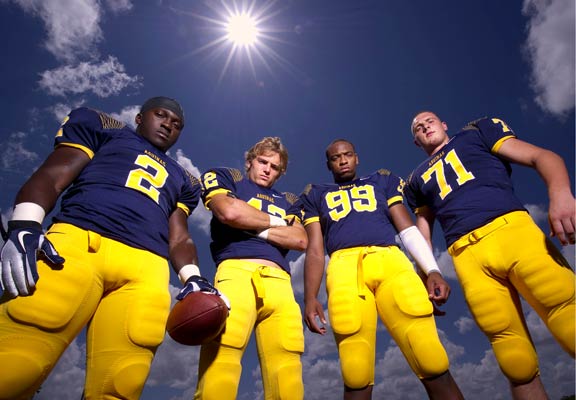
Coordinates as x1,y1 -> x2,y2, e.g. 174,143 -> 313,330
0,220 -> 65,298
176,275 -> 231,310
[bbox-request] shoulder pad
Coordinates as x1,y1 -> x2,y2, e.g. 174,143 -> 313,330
283,192 -> 299,205
94,110 -> 125,130
184,169 -> 200,186
376,168 -> 391,176
460,117 -> 487,132
301,183 -> 313,196
225,167 -> 244,183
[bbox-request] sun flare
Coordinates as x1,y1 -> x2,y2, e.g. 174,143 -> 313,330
226,13 -> 259,47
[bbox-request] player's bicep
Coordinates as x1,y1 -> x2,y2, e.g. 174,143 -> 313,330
389,202 -> 415,233
304,222 -> 325,258
16,146 -> 90,207
495,137 -> 542,167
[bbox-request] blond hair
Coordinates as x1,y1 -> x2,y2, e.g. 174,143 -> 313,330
244,137 -> 289,175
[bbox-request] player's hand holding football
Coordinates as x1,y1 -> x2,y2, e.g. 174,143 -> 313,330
1,220 -> 64,298
177,275 -> 231,310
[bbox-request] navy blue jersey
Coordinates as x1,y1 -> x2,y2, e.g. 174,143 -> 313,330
405,117 -> 526,247
201,167 -> 303,273
52,107 -> 201,258
301,169 -> 404,256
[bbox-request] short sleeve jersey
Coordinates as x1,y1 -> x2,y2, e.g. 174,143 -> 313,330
200,167 -> 303,273
405,117 -> 525,247
53,107 -> 201,258
301,169 -> 404,256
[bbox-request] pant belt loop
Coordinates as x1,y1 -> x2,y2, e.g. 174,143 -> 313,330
251,267 -> 266,299
356,248 -> 368,297
88,230 -> 101,253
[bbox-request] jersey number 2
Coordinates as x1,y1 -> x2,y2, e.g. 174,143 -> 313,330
125,154 -> 168,203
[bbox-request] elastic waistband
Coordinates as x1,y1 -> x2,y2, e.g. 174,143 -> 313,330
332,245 -> 395,258
449,211 -> 528,254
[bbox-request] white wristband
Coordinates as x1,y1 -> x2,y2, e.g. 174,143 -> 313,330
12,202 -> 46,224
269,215 -> 287,227
257,228 -> 270,240
178,264 -> 200,284
398,226 -> 442,276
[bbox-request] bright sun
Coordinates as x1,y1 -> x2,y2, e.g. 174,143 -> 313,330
226,13 -> 259,47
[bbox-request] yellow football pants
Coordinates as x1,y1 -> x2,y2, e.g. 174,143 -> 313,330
449,211 -> 575,383
0,223 -> 171,400
326,246 -> 449,389
195,260 -> 304,400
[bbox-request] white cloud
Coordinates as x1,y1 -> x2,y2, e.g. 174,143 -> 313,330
0,131 -> 39,171
38,56 -> 142,98
6,0 -> 103,63
524,203 -> 548,224
111,105 -> 140,128
454,316 -> 475,334
4,1 -> 141,98
435,248 -> 457,280
522,0 -> 575,116
173,149 -> 213,236
35,339 -> 85,400
105,0 -> 132,14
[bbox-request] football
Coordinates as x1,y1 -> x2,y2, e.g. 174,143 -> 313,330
166,291 -> 228,346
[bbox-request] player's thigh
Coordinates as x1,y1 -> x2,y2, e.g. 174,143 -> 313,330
0,224 -> 102,398
453,243 -> 527,338
85,244 -> 171,399
372,251 -> 446,379
328,251 -> 378,387
506,220 -> 575,313
326,251 -> 364,335
256,278 -> 304,399
256,277 -> 304,357
5,224 -> 101,332
213,261 -> 257,350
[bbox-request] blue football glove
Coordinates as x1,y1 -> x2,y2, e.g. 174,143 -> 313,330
176,275 -> 231,310
0,220 -> 65,298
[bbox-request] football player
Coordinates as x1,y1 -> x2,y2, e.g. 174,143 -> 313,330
301,139 -> 464,400
190,137 -> 307,400
406,111 -> 575,399
0,97 -> 223,399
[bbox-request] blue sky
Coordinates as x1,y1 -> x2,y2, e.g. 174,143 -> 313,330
0,0 -> 574,399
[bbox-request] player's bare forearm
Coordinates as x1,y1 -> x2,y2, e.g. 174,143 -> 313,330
209,193 -> 278,231
304,246 -> 327,334
303,222 -> 326,302
498,139 -> 575,244
168,209 -> 199,270
265,222 -> 308,251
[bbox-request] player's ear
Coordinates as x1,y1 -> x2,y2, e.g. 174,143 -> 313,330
413,138 -> 421,148
442,121 -> 448,132
135,113 -> 143,126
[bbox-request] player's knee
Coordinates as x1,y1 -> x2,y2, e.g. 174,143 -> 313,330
92,358 -> 150,400
0,351 -> 49,399
405,322 -> 449,378
339,339 -> 373,389
493,338 -> 539,383
276,361 -> 303,400
196,361 -> 242,400
522,251 -> 575,309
